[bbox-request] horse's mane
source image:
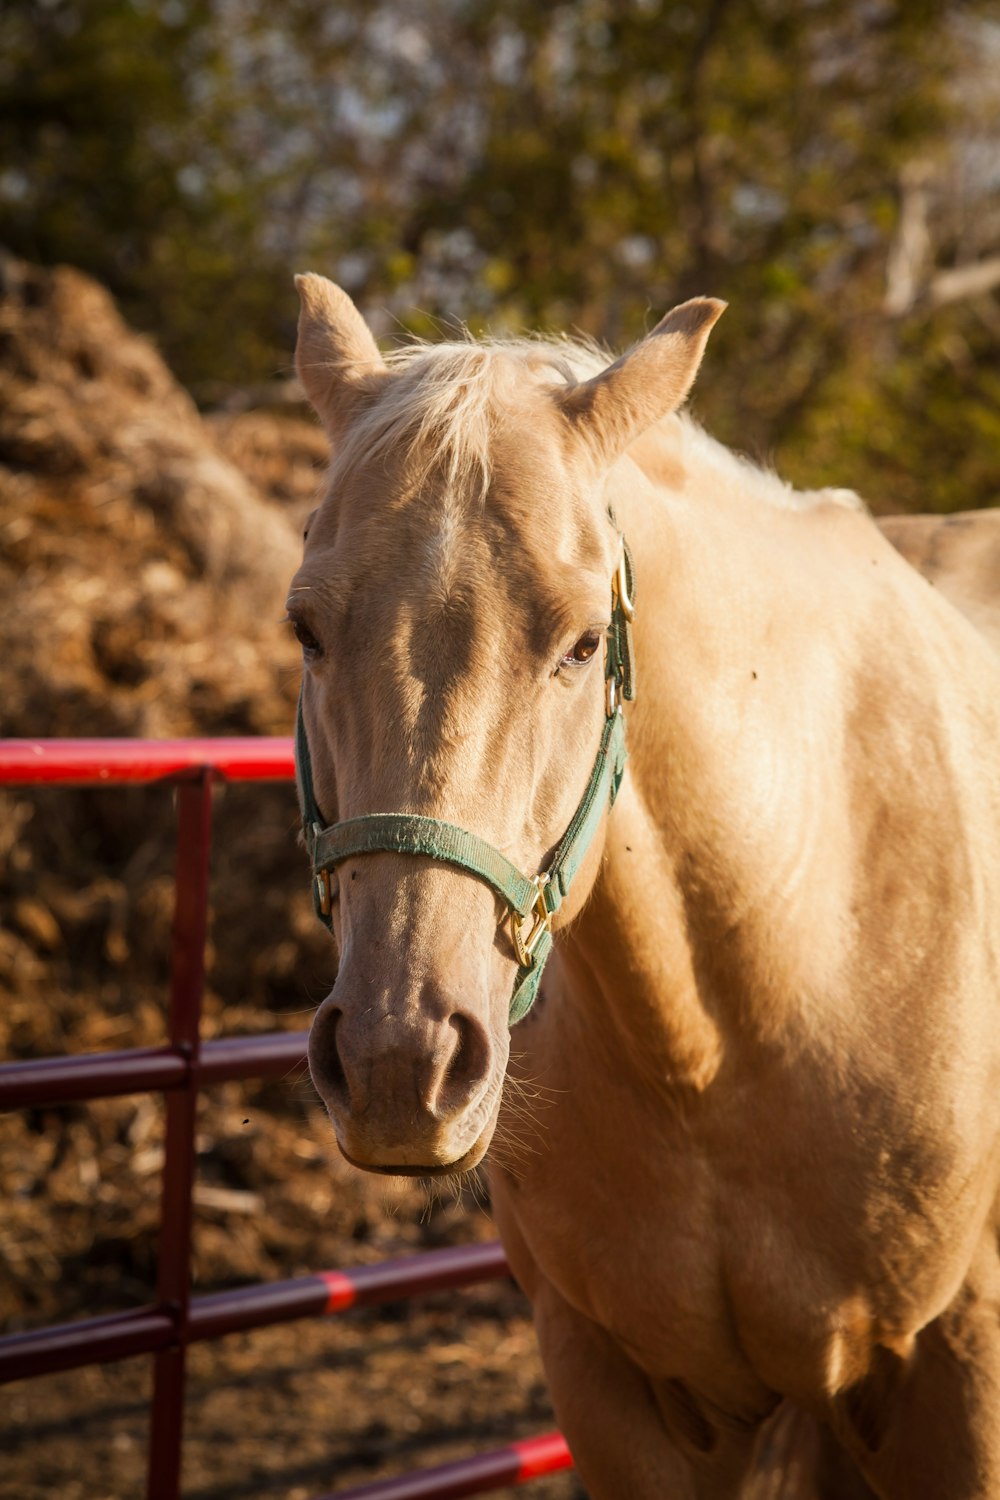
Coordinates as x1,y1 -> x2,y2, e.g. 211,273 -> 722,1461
334,331 -> 862,515
669,417 -> 865,515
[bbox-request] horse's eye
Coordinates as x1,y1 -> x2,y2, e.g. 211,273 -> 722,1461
561,630 -> 603,668
291,618 -> 322,658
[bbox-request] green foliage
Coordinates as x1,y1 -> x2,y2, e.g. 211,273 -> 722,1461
3,0 -> 998,511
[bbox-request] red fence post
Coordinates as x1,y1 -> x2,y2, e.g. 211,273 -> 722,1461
147,771 -> 215,1500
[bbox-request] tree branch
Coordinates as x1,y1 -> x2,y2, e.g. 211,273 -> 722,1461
927,255 -> 1000,310
884,162 -> 933,316
885,161 -> 1000,318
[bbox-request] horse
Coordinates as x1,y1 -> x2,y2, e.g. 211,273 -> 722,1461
879,509 -> 1000,655
288,273 -> 1000,1499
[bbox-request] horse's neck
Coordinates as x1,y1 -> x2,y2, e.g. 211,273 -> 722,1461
556,428 -> 865,1087
615,415 -> 851,871
557,771 -> 726,1093
626,413 -> 813,520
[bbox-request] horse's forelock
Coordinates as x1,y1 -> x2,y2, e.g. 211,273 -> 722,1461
329,335 -> 611,503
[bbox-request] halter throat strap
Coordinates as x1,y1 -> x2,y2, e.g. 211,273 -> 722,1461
297,538 -> 635,1024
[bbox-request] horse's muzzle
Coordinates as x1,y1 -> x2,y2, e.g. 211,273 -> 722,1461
307,988 -> 503,1174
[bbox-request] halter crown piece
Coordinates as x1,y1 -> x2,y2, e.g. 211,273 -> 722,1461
296,539 -> 636,1025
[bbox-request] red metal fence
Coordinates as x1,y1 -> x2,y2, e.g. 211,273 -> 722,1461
0,738 -> 572,1500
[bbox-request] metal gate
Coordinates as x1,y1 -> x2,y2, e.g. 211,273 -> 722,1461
0,738 -> 571,1499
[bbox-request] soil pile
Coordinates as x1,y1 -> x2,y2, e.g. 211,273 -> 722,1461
0,254 -> 308,741
208,408 -> 329,518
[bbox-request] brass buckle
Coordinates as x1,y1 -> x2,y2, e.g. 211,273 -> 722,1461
511,874 -> 552,967
612,544 -> 635,623
315,868 -> 333,917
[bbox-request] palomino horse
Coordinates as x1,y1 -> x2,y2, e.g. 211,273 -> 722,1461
879,509 -> 1000,654
289,274 -> 1000,1499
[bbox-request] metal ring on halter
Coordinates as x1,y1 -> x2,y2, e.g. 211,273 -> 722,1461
511,875 -> 553,967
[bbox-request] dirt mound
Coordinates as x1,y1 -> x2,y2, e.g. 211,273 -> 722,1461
0,254 -> 305,740
207,409 -> 328,520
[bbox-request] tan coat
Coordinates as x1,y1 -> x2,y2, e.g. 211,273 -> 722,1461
291,275 -> 1000,1499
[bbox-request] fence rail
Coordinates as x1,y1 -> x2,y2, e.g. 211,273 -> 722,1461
0,1241 -> 511,1383
0,738 -> 571,1500
0,735 -> 295,784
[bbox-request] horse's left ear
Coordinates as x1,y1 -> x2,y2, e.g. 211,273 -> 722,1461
294,273 -> 388,436
556,297 -> 726,467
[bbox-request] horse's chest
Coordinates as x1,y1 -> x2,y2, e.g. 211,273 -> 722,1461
503,1093 -> 756,1392
496,1050 -> 986,1406
505,1123 -> 856,1411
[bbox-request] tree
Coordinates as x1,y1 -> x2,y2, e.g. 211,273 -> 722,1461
3,0 -> 998,512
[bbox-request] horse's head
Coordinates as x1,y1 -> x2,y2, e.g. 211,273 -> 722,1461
290,275 -> 722,1174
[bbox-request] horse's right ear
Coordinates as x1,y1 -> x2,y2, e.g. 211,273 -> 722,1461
294,274 -> 388,435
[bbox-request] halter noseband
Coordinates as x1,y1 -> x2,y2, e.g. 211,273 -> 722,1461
296,540 -> 636,1025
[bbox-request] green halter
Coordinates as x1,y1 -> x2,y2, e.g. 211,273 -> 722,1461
296,539 -> 636,1025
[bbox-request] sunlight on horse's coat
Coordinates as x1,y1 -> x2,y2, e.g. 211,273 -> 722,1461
290,273 -> 1000,1500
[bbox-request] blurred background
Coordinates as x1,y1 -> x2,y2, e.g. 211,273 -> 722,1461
1,2 -> 999,1498
4,0 -> 1000,508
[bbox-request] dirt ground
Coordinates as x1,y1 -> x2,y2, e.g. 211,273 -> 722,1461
2,1291 -> 580,1500
0,259 -> 583,1499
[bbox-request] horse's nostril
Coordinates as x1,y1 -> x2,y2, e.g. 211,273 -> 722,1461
308,1005 -> 349,1110
435,1012 -> 491,1119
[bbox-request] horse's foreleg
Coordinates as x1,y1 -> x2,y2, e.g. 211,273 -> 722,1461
530,1277 -> 766,1500
492,1176 -> 788,1498
829,1229 -> 1000,1500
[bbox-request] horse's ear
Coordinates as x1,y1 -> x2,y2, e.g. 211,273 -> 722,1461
557,298 -> 726,467
294,273 -> 388,435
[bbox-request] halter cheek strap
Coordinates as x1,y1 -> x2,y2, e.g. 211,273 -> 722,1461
296,539 -> 636,1025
